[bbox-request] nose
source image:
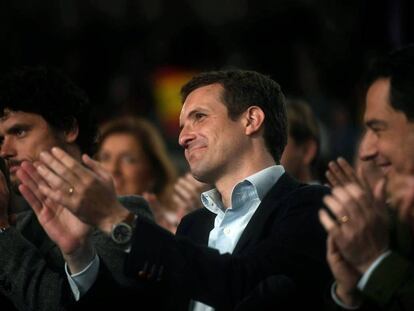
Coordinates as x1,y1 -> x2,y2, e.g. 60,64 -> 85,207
178,126 -> 196,149
102,158 -> 120,176
0,137 -> 16,159
358,130 -> 378,162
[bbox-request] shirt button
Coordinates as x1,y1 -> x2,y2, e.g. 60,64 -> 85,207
224,228 -> 231,235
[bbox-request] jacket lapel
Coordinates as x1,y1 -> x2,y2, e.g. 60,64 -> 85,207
233,173 -> 301,254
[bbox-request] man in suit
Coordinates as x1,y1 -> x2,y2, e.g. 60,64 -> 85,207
0,66 -> 152,310
320,46 -> 414,310
27,69 -> 331,310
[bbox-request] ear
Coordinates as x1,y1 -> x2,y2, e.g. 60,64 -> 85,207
64,121 -> 79,144
302,140 -> 318,165
244,106 -> 265,136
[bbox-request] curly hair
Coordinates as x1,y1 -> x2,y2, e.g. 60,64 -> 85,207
0,66 -> 97,155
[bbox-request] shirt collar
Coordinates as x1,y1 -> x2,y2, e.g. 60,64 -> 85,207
201,165 -> 285,214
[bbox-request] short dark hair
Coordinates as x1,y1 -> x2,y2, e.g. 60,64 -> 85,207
181,70 -> 287,162
0,66 -> 97,155
365,45 -> 414,120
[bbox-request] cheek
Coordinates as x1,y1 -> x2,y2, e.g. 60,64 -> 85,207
123,164 -> 152,185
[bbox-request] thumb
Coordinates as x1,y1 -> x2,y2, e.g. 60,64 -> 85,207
373,177 -> 386,202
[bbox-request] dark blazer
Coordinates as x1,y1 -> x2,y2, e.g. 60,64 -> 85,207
324,213 -> 414,311
0,195 -> 152,311
126,173 -> 332,310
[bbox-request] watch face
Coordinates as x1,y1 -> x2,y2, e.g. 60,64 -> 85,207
111,222 -> 133,244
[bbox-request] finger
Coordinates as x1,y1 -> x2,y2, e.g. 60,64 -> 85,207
171,193 -> 192,212
328,161 -> 348,185
337,157 -> 360,185
36,162 -> 72,191
16,166 -> 47,203
343,183 -> 371,219
184,173 -> 208,191
39,151 -> 79,186
319,209 -> 337,232
373,178 -> 387,208
176,177 -> 198,194
174,181 -> 195,202
82,154 -> 112,182
38,183 -> 72,208
18,184 -> 43,215
331,186 -> 364,220
21,161 -> 50,189
323,195 -> 345,219
326,171 -> 340,188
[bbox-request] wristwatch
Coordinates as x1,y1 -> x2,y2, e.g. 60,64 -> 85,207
111,213 -> 137,245
111,222 -> 133,245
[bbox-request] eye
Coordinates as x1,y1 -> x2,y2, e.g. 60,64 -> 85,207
121,154 -> 137,164
195,112 -> 206,121
15,128 -> 27,138
98,152 -> 110,162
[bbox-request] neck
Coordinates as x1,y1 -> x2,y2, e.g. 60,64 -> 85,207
296,167 -> 313,183
215,155 -> 275,208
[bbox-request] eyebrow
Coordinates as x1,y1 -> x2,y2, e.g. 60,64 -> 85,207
2,122 -> 32,135
179,108 -> 209,129
365,119 -> 387,128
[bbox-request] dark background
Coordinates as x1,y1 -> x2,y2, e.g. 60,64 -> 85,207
1,0 -> 413,171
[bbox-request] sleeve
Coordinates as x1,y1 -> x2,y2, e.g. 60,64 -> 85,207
360,252 -> 414,311
125,189 -> 331,309
0,226 -> 74,311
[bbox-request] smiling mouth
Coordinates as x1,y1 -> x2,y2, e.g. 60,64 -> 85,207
378,164 -> 391,175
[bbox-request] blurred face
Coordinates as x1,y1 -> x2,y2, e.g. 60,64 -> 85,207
281,136 -> 305,178
361,78 -> 414,176
98,133 -> 154,195
178,84 -> 247,184
0,110 -> 63,187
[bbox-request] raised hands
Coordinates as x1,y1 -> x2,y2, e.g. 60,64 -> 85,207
387,173 -> 414,225
17,161 -> 95,273
326,157 -> 363,188
172,172 -> 210,214
320,158 -> 390,306
33,147 -> 129,234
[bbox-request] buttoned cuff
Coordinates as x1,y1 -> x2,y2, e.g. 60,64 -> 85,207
331,282 -> 361,310
357,250 -> 392,290
66,254 -> 100,301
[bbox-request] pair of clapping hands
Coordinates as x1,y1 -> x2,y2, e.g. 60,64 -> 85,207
319,157 -> 389,307
16,148 -> 127,271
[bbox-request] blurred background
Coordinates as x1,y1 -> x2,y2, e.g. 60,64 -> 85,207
1,0 -> 413,174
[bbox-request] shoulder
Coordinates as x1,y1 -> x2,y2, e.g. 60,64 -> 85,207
117,195 -> 154,220
176,208 -> 215,237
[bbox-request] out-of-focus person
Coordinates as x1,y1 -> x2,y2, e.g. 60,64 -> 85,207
280,99 -> 321,184
96,116 -> 179,230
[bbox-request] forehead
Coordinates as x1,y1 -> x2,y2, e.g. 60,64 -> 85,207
102,132 -> 141,149
0,110 -> 49,131
180,84 -> 226,119
363,78 -> 396,123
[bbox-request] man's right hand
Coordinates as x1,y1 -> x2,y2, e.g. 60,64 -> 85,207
17,161 -> 94,273
34,147 -> 129,235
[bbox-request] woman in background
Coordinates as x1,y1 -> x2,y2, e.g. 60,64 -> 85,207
97,116 -> 179,230
97,116 -> 209,232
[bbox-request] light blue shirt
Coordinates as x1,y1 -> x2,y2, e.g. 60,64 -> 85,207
193,165 -> 285,311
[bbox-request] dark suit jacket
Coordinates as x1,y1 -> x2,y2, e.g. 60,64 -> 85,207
126,173 -> 332,310
0,195 -> 152,311
324,212 -> 414,311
